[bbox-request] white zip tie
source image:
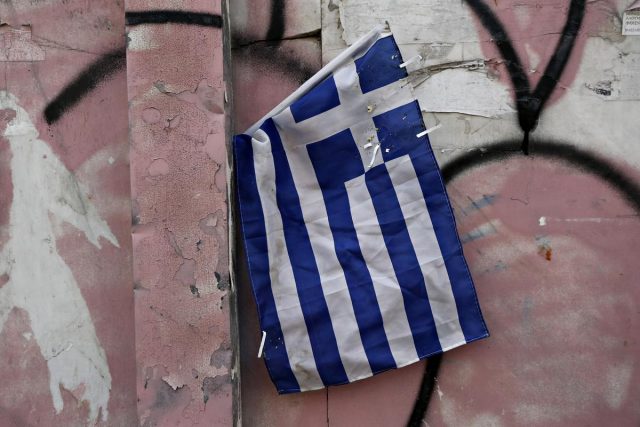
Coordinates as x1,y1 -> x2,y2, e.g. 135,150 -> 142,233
416,123 -> 442,138
257,331 -> 266,358
363,142 -> 373,149
399,54 -> 422,69
367,144 -> 380,169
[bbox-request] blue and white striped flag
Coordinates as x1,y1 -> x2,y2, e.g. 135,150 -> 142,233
234,27 -> 489,393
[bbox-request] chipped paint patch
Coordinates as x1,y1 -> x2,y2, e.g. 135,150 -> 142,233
605,360 -> 633,409
147,158 -> 170,176
0,24 -> 45,61
127,5 -> 232,423
126,25 -> 160,51
538,215 -> 638,225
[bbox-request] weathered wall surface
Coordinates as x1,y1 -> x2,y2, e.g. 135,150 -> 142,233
0,2 -> 234,426
0,1 -> 137,426
231,0 -> 640,426
125,2 -> 233,426
2,0 -> 638,425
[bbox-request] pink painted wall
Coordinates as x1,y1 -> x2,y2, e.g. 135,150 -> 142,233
425,157 -> 640,426
0,1 -> 136,426
1,1 -> 233,426
125,1 -> 233,425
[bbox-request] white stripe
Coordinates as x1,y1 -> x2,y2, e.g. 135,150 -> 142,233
345,175 -> 420,366
251,129 -> 324,390
274,62 -> 414,149
385,155 -> 466,350
273,130 -> 373,383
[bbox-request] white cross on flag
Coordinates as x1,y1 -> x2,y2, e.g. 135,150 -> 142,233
234,26 -> 489,393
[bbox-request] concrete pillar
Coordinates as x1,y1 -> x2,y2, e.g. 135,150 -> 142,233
125,2 -> 233,425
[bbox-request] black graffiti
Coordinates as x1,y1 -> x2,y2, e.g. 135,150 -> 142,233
464,0 -> 586,154
246,46 -> 317,85
231,0 -> 317,97
407,354 -> 442,427
407,138 -> 640,426
44,10 -> 223,124
125,10 -> 222,27
263,0 -> 316,81
265,0 -> 286,41
44,49 -> 125,124
443,140 -> 640,212
405,2 -> 608,423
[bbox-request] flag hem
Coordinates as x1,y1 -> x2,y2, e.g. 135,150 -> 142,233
275,332 -> 489,394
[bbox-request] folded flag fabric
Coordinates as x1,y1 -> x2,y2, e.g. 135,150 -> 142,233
234,26 -> 489,394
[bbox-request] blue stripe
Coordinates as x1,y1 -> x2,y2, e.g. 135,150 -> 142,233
374,101 -> 488,343
410,148 -> 489,340
355,35 -> 408,94
375,101 -> 424,163
233,134 -> 300,393
262,119 -> 349,386
365,164 -> 443,357
307,129 -> 397,374
290,75 -> 341,123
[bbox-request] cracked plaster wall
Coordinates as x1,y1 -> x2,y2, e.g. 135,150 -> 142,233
0,1 -> 235,426
126,0 -> 232,426
2,0 -> 638,426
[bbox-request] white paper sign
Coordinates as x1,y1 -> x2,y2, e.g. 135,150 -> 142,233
623,1 -> 640,35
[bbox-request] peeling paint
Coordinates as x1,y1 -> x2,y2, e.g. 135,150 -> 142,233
127,1 -> 232,424
0,91 -> 114,424
202,374 -> 231,403
0,24 -> 45,61
174,258 -> 196,287
414,67 -> 516,118
142,107 -> 162,124
147,158 -> 170,176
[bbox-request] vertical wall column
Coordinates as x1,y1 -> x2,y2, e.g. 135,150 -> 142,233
125,2 -> 233,425
0,2 -> 137,426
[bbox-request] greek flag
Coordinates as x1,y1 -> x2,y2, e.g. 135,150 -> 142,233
234,27 -> 488,393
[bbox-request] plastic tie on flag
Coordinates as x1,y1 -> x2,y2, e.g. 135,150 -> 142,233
366,143 -> 381,169
257,330 -> 266,358
399,55 -> 422,69
416,122 -> 442,138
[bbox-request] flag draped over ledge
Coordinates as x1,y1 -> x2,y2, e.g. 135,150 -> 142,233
234,26 -> 489,394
